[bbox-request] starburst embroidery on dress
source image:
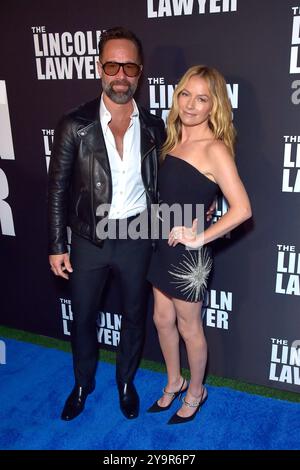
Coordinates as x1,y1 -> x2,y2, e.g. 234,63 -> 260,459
168,247 -> 212,302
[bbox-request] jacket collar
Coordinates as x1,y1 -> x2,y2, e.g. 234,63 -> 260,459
77,96 -> 155,161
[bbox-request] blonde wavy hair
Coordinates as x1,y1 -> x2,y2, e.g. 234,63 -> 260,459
162,65 -> 236,158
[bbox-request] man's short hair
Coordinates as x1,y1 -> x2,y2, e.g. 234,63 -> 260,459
98,26 -> 143,64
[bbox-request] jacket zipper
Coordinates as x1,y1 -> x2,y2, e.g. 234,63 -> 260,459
90,154 -> 96,240
141,145 -> 156,201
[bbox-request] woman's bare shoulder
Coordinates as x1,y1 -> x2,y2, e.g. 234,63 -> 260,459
205,139 -> 233,162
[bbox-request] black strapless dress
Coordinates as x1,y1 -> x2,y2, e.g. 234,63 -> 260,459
147,155 -> 219,302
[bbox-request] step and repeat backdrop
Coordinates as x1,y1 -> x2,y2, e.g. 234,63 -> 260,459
1,0 -> 300,392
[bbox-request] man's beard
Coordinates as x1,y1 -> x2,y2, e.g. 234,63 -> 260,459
102,78 -> 137,104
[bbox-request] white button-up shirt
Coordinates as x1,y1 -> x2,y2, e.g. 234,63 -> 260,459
100,95 -> 147,219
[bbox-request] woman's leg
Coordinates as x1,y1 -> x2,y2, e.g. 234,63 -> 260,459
152,287 -> 186,406
173,298 -> 207,418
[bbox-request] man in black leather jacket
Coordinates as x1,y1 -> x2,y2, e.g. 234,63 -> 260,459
48,27 -> 165,421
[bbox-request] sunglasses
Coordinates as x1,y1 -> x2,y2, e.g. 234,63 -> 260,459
101,61 -> 142,77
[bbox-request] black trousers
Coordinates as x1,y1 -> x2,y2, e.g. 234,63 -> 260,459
69,228 -> 152,388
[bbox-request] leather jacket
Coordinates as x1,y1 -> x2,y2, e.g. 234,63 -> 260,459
48,97 -> 166,254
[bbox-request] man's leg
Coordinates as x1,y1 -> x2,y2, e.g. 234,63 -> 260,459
61,234 -> 110,420
115,237 -> 152,418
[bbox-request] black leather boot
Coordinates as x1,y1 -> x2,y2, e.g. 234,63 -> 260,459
61,382 -> 95,421
117,381 -> 139,419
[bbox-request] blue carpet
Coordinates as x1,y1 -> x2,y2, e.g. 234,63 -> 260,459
0,338 -> 299,450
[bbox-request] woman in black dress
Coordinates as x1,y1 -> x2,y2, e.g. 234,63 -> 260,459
147,65 -> 252,424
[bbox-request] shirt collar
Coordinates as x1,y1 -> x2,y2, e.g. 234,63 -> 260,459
100,94 -> 139,132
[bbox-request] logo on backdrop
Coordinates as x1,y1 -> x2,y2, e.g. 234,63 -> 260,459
147,0 -> 237,18
290,7 -> 300,105
282,136 -> 300,192
148,78 -> 175,122
0,81 -> 15,160
0,80 -> 16,237
60,299 -> 73,336
96,312 -> 121,347
212,194 -> 230,237
31,27 -> 103,80
269,338 -> 300,386
0,340 -> 6,365
60,298 -> 121,347
42,129 -> 54,172
203,289 -> 233,330
148,77 -> 239,122
275,244 -> 300,296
